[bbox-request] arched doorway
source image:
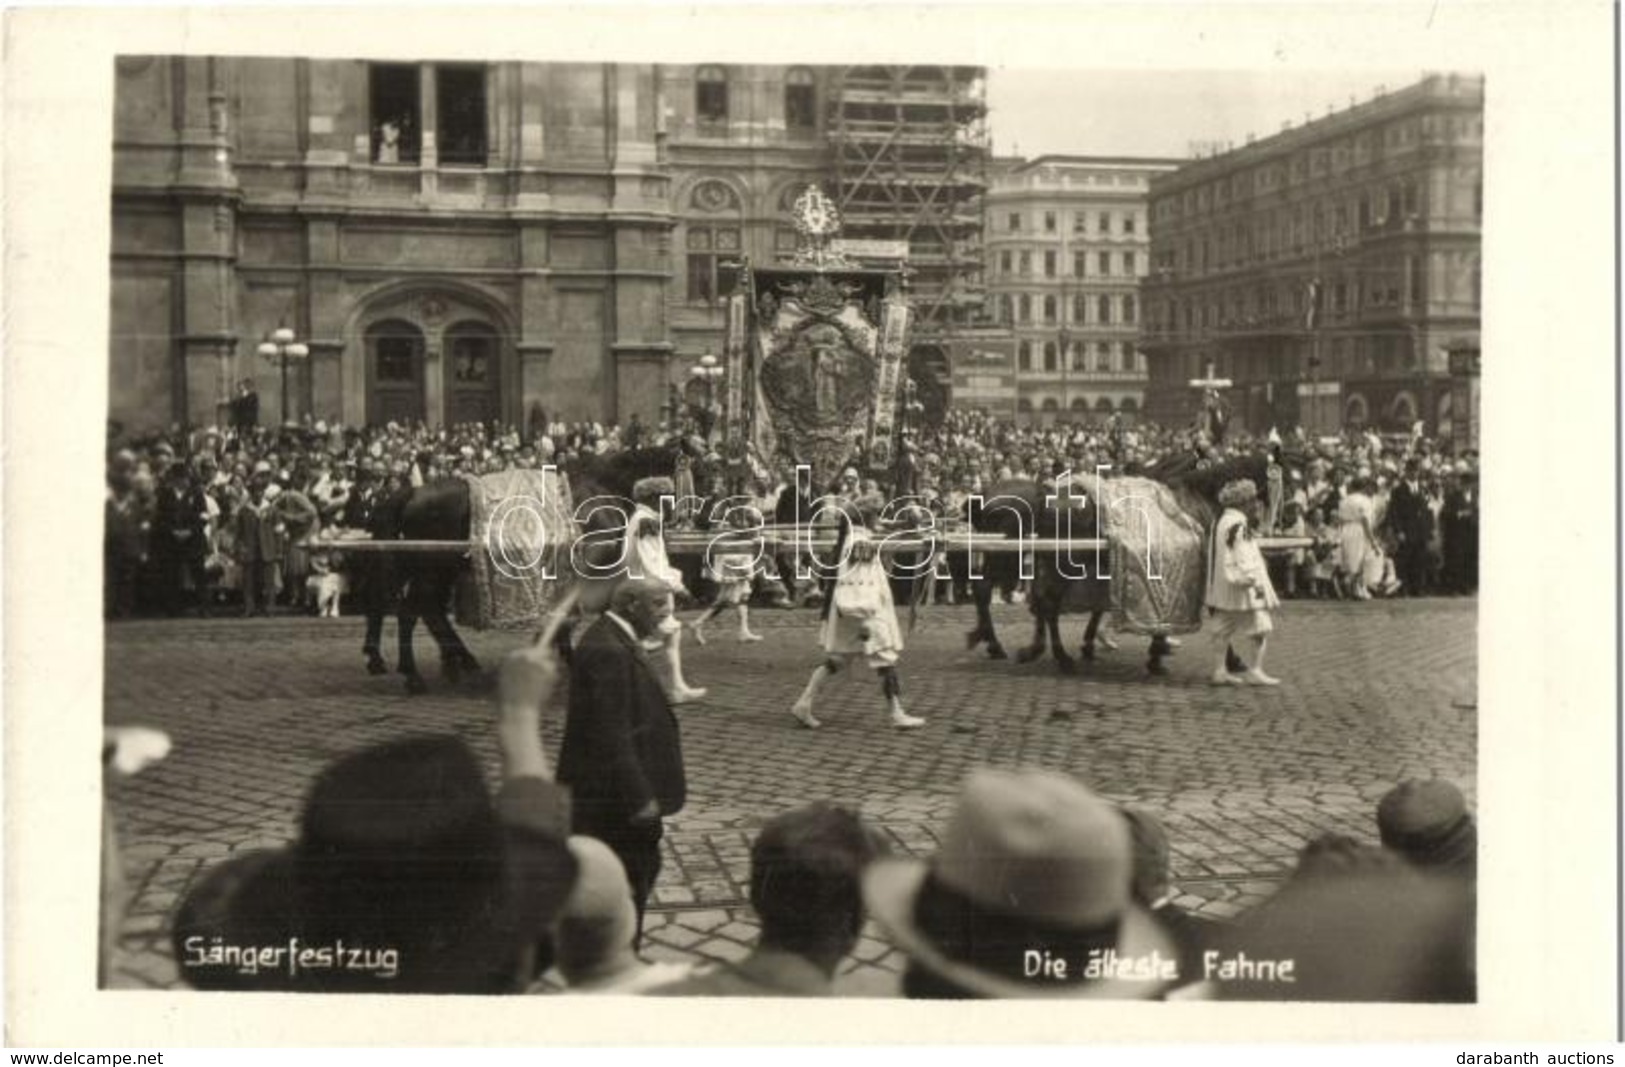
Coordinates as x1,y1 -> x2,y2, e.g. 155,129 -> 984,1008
1345,393 -> 1369,429
444,320 -> 501,426
1389,391 -> 1418,431
365,319 -> 426,424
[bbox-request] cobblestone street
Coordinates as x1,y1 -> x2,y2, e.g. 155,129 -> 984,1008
103,598 -> 1476,994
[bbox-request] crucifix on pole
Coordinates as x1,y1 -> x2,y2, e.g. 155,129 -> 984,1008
1188,360 -> 1233,444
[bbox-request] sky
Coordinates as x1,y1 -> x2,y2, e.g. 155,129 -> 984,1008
985,68 -> 1427,160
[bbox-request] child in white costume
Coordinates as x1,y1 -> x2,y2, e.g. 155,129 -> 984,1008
627,477 -> 707,703
1205,478 -> 1282,687
691,510 -> 764,645
790,508 -> 924,731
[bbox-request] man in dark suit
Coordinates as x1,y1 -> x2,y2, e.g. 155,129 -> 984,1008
1385,458 -> 1434,596
558,577 -> 687,948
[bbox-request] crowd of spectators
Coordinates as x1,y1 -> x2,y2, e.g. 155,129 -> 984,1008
104,406 -> 1478,619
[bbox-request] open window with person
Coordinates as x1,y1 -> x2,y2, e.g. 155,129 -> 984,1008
369,63 -> 421,165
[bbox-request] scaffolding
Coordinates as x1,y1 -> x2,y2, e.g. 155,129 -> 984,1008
829,66 -> 990,350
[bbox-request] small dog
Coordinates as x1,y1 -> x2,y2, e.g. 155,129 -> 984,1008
307,552 -> 345,617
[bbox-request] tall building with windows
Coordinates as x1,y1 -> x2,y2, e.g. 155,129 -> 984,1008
983,155 -> 1180,425
1139,73 -> 1483,435
109,59 -> 989,432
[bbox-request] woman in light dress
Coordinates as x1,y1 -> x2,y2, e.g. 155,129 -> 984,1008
1336,477 -> 1382,600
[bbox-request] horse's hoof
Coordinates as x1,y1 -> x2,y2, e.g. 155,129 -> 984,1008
1056,655 -> 1078,676
404,673 -> 429,695
1147,660 -> 1170,677
366,656 -> 388,676
1079,645 -> 1095,662
965,630 -> 984,650
987,644 -> 1008,661
1015,647 -> 1040,665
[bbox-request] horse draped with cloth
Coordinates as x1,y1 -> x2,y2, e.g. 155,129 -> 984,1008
960,453 -> 1295,675
361,445 -> 694,694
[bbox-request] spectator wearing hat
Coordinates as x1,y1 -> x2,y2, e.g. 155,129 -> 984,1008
552,836 -> 694,994
865,769 -> 1179,999
171,646 -> 578,993
153,462 -> 211,617
1440,465 -> 1478,595
1376,779 -> 1477,877
234,467 -> 286,616
653,803 -> 887,997
1385,458 -> 1434,596
558,578 -> 688,949
1205,479 -> 1281,687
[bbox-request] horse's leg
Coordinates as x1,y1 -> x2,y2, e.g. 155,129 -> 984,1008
1050,610 -> 1076,674
1015,605 -> 1047,664
1080,610 -> 1103,661
967,576 -> 1007,659
364,611 -> 389,674
1147,634 -> 1171,676
420,567 -> 478,683
398,604 -> 427,694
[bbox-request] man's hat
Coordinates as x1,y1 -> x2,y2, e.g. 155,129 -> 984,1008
1376,779 -> 1476,872
864,769 -> 1176,999
171,736 -> 577,993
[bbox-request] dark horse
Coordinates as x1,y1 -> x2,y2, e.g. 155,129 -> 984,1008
961,453 -> 1283,676
363,446 -> 693,694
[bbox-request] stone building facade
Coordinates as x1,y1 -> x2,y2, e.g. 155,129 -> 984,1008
109,59 -> 995,435
982,154 -> 1180,425
1139,73 -> 1483,435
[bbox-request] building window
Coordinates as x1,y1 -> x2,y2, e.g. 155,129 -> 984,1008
1123,294 -> 1136,324
370,63 -> 421,164
1124,213 -> 1137,235
1073,251 -> 1086,277
1042,295 -> 1057,323
1098,211 -> 1110,233
1043,342 -> 1058,371
1097,251 -> 1110,276
1018,294 -> 1032,322
785,68 -> 816,133
1122,251 -> 1136,275
1071,343 -> 1087,372
1043,251 -> 1056,278
1019,251 -> 1032,276
999,295 -> 1014,324
686,226 -> 740,303
436,64 -> 489,166
1072,294 -> 1086,323
999,250 -> 1012,275
1018,341 -> 1033,371
696,65 -> 729,125
1098,294 -> 1112,324
1095,345 -> 1111,373
1044,211 -> 1057,233
1072,213 -> 1086,234
1008,212 -> 1022,232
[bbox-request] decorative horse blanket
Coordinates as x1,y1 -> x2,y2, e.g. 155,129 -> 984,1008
459,468 -> 576,630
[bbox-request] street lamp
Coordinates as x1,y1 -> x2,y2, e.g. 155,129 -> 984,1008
689,352 -> 725,441
256,325 -> 309,426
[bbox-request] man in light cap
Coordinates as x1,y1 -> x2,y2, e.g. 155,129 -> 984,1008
864,768 -> 1177,999
557,577 -> 688,947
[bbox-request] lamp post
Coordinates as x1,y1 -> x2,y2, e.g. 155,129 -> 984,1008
689,352 -> 724,442
256,326 -> 309,426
